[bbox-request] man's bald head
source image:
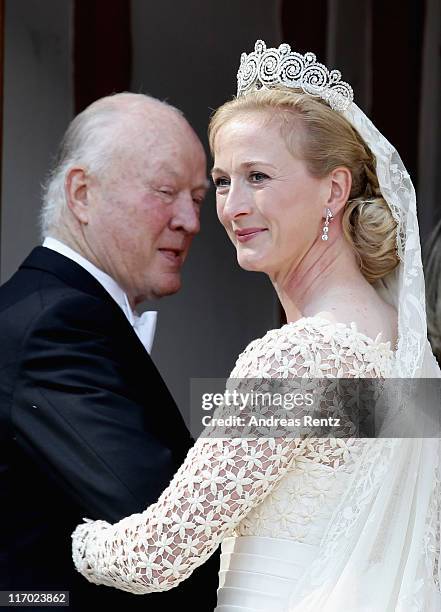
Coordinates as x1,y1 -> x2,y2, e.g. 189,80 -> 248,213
40,92 -> 207,304
40,93 -> 200,237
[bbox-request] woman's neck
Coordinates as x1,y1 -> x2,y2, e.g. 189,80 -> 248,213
272,232 -> 370,323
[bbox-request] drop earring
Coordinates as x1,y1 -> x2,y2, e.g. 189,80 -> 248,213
321,208 -> 333,241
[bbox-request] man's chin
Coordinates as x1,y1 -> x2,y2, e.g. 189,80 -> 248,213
133,275 -> 182,302
151,277 -> 182,299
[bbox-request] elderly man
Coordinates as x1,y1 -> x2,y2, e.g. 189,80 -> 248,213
0,93 -> 218,610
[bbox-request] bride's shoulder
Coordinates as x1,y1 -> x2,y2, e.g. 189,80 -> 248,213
237,316 -> 325,354
231,315 -> 394,378
242,314 -> 367,349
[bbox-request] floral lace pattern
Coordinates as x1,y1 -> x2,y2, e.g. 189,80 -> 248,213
72,317 -> 394,594
235,455 -> 356,545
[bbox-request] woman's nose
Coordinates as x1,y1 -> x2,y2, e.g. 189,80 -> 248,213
220,184 -> 252,223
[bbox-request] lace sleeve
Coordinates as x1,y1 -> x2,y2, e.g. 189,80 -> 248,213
72,318 -> 392,593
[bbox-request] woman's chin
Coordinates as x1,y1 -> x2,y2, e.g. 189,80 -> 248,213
236,253 -> 267,272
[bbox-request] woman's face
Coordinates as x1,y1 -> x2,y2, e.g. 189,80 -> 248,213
212,113 -> 331,279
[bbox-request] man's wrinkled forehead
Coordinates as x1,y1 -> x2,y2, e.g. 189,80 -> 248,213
105,103 -> 205,178
131,111 -> 202,153
153,158 -> 209,192
119,134 -> 207,190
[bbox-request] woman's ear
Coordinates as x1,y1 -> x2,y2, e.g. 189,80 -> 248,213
65,167 -> 90,225
327,167 -> 352,216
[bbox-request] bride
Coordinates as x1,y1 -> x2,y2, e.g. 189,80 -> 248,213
72,41 -> 441,611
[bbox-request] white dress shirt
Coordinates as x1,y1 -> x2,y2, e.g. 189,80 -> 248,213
42,237 -> 157,354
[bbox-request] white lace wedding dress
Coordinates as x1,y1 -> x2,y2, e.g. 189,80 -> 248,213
72,316 -> 396,611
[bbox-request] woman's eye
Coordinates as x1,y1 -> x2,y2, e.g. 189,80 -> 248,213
213,177 -> 230,189
249,172 -> 269,183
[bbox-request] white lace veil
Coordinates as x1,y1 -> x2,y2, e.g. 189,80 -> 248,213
287,102 -> 441,612
235,41 -> 441,610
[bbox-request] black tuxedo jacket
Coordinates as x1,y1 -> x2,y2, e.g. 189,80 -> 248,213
0,247 -> 219,610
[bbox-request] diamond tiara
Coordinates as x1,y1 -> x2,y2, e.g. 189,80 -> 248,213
236,40 -> 354,112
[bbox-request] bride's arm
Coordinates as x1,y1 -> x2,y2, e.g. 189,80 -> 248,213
72,321 -> 381,593
72,434 -> 302,593
71,328 -> 309,594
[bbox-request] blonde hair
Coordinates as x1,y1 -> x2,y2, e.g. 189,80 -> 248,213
209,88 -> 399,283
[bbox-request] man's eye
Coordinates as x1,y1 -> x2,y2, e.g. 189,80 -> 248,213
249,172 -> 269,183
159,188 -> 174,196
213,177 -> 230,189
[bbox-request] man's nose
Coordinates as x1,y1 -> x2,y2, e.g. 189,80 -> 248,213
170,193 -> 200,235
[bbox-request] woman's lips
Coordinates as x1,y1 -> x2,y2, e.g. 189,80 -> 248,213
235,228 -> 268,243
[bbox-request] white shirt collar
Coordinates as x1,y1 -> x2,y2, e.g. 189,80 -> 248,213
42,237 -> 157,353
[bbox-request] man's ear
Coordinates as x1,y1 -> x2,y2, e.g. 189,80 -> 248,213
65,167 -> 90,225
327,167 -> 352,216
